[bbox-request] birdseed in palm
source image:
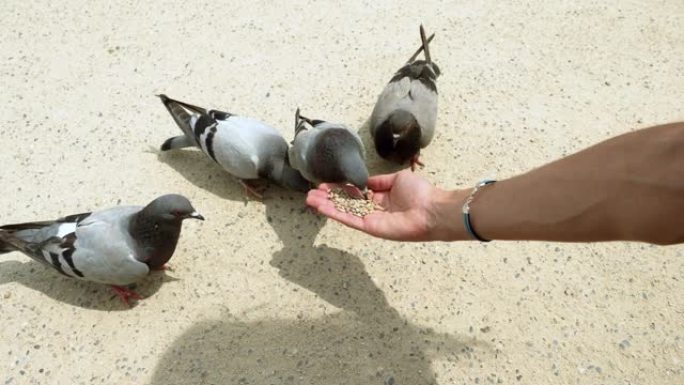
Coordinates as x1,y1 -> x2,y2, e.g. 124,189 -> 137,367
328,187 -> 379,217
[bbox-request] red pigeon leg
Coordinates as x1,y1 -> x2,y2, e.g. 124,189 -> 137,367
410,154 -> 425,171
110,285 -> 143,306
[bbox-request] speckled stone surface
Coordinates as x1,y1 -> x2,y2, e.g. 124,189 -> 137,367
1,1 -> 683,384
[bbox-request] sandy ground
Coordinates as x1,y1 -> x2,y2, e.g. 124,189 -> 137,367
1,1 -> 683,384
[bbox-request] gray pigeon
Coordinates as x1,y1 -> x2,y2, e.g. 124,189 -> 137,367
0,194 -> 203,305
289,109 -> 369,195
158,94 -> 311,197
370,25 -> 440,170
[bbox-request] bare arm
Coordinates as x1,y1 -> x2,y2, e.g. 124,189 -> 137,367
467,122 -> 684,244
307,123 -> 684,245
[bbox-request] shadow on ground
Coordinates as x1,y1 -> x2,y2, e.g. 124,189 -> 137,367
0,259 -> 174,310
149,310 -> 479,385
149,131 -> 479,384
150,243 -> 484,385
154,149 -> 248,202
150,188 -> 485,384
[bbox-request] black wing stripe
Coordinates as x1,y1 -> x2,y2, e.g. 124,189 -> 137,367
205,125 -> 218,162
389,61 -> 439,92
418,78 -> 437,93
193,115 -> 216,140
390,73 -> 437,94
49,252 -> 70,277
61,248 -> 84,277
60,233 -> 84,278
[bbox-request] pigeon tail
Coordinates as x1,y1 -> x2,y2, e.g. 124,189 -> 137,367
419,24 -> 432,63
0,230 -> 31,255
158,94 -> 203,147
0,231 -> 12,254
294,108 -> 313,138
407,30 -> 435,63
161,135 -> 195,151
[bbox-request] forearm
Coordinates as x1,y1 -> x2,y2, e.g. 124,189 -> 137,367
437,123 -> 684,244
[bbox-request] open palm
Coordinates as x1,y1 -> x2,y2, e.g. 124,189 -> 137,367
307,171 -> 448,241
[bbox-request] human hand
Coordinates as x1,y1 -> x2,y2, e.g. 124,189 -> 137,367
306,170 -> 469,241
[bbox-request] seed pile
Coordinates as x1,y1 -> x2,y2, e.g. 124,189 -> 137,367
328,188 -> 379,217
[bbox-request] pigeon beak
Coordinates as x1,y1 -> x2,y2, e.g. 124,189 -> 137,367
362,187 -> 369,200
187,211 -> 205,221
392,133 -> 401,146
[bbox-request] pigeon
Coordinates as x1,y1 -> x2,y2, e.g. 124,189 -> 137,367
158,94 -> 311,197
289,108 -> 369,196
0,194 -> 203,305
370,25 -> 440,170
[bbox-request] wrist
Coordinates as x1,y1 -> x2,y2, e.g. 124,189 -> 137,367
427,188 -> 471,241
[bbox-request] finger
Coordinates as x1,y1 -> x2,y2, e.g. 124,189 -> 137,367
367,172 -> 399,191
307,188 -> 328,200
306,189 -> 329,209
317,183 -> 337,191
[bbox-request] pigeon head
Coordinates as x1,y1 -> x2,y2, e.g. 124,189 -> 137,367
374,109 -> 421,165
339,151 -> 369,192
143,194 -> 204,222
311,128 -> 369,192
130,194 -> 203,269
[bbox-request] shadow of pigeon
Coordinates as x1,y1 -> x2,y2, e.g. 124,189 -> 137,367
154,149 -> 249,202
0,259 -> 176,310
263,188 -> 326,247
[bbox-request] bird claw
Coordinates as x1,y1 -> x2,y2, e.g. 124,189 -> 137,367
410,156 -> 425,172
153,263 -> 173,271
110,285 -> 143,307
240,180 -> 268,200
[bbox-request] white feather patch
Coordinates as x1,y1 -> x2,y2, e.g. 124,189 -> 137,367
56,222 -> 77,238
